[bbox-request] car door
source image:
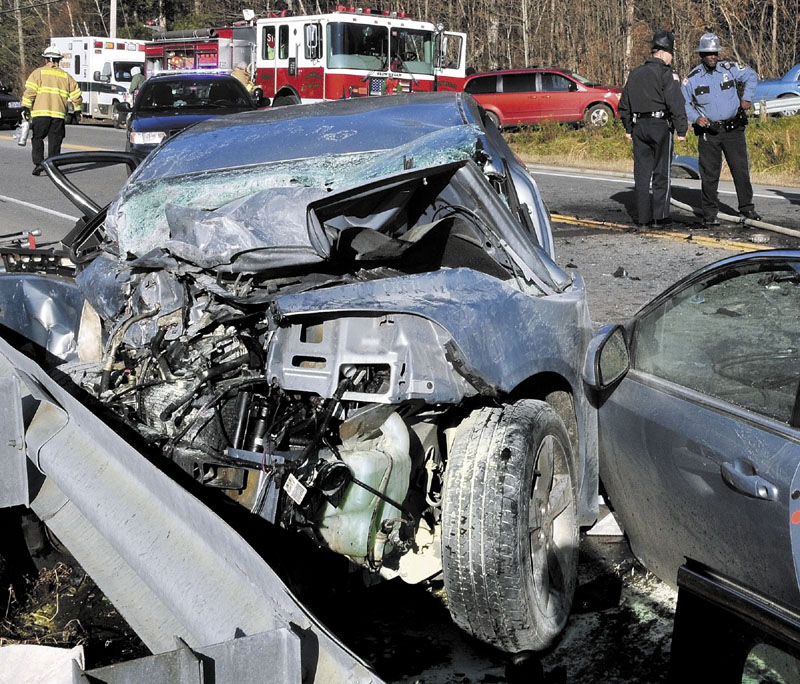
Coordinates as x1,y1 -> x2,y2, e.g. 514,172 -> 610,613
598,253 -> 800,611
538,71 -> 579,121
498,71 -> 540,123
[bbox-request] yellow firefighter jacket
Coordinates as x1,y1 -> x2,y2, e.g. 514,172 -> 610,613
22,65 -> 83,119
231,67 -> 255,92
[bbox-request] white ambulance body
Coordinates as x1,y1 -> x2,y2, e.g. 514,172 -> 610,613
50,36 -> 146,122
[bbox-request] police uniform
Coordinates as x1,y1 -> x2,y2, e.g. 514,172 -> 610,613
619,56 -> 688,226
682,59 -> 758,222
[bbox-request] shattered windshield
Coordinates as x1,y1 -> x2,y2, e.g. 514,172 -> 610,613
107,123 -> 482,258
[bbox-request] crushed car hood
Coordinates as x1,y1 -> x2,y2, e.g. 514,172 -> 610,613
105,93 -> 570,292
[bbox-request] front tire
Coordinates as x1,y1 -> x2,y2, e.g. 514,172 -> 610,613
485,110 -> 502,129
584,103 -> 612,127
442,399 -> 579,653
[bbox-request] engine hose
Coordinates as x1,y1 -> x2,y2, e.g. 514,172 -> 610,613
100,305 -> 160,394
165,375 -> 270,455
160,354 -> 253,422
670,197 -> 800,239
350,475 -> 416,531
150,327 -> 177,382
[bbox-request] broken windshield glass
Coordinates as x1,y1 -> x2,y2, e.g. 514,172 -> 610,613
106,124 -> 482,259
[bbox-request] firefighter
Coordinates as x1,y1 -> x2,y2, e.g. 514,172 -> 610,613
21,45 -> 83,176
232,61 -> 255,93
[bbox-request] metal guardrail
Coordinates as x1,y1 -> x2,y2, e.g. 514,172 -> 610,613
0,336 -> 385,683
752,97 -> 800,116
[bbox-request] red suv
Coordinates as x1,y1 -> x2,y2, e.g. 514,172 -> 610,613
464,68 -> 622,128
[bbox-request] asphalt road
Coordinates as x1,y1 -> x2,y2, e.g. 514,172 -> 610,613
0,124 -> 797,682
530,164 -> 800,248
0,122 -> 128,244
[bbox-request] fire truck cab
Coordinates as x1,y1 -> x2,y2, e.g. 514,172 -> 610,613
50,36 -> 146,123
255,6 -> 466,105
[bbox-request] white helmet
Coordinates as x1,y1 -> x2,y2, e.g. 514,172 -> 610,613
695,33 -> 721,53
42,45 -> 63,60
131,66 -> 141,75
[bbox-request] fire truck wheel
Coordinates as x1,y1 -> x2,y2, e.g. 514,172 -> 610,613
273,93 -> 301,107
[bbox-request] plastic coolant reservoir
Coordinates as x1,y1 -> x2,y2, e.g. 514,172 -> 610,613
316,412 -> 411,560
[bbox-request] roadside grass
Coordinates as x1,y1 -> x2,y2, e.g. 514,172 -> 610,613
507,115 -> 800,187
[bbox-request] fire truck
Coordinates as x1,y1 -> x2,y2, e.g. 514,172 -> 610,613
49,36 -> 146,123
254,6 -> 467,105
144,25 -> 257,75
143,8 -> 466,105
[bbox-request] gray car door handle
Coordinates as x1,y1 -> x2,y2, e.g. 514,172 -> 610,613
720,460 -> 779,501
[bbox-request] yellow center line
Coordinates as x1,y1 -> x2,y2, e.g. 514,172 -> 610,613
0,133 -> 112,152
551,213 -> 759,253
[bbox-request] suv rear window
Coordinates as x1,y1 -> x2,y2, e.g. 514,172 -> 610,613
464,75 -> 497,95
502,73 -> 537,93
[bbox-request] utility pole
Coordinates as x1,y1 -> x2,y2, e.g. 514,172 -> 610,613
110,0 -> 117,37
15,0 -> 26,78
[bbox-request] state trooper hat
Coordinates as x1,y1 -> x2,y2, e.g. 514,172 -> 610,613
651,30 -> 674,54
696,33 -> 721,53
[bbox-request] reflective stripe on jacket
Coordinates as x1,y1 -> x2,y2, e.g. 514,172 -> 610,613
22,66 -> 83,119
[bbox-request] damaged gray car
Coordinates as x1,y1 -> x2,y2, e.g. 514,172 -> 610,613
0,92 -> 597,656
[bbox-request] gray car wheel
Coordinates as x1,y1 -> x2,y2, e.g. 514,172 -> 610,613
584,103 -> 612,127
442,399 -> 579,653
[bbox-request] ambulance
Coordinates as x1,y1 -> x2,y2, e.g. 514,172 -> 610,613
49,36 -> 146,123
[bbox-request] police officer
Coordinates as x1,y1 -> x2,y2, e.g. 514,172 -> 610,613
682,33 -> 760,226
619,30 -> 688,228
21,45 -> 82,176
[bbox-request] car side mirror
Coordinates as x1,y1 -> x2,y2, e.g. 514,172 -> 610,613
583,325 -> 630,391
94,71 -> 110,83
252,88 -> 269,107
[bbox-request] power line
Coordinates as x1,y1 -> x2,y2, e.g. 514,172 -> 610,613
0,0 -> 64,16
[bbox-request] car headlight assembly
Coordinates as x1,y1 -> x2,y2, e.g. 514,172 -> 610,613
130,130 -> 166,145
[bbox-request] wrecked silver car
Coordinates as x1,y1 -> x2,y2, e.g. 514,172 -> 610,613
0,93 -> 597,655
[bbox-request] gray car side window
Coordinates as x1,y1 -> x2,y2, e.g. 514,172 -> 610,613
633,260 -> 800,424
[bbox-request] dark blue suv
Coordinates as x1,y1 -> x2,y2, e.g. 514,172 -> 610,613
119,72 -> 261,154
